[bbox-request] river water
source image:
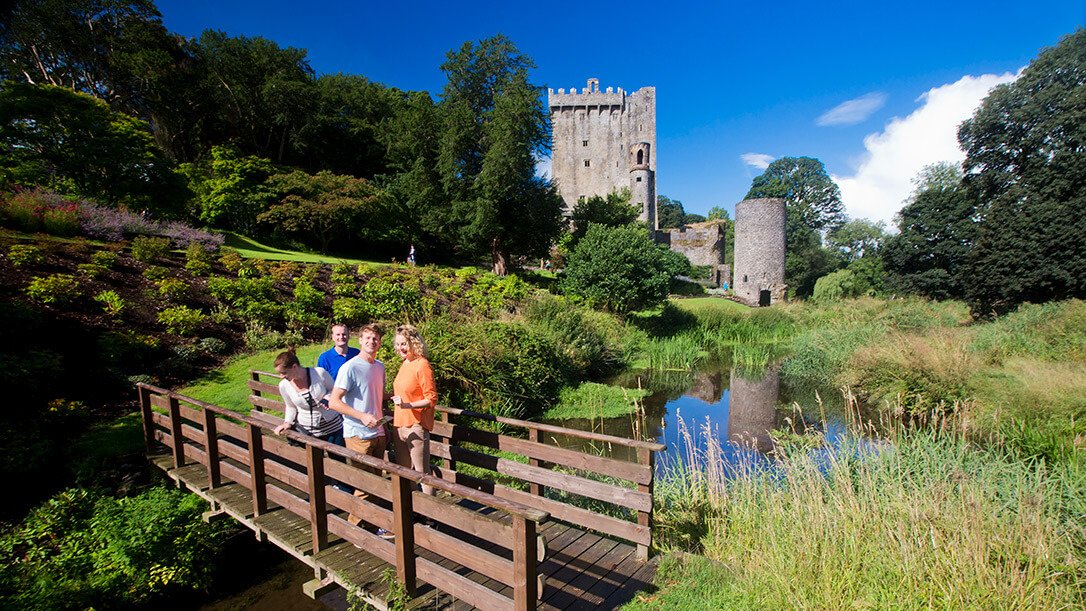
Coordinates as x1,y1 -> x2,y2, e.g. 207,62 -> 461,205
545,364 -> 852,470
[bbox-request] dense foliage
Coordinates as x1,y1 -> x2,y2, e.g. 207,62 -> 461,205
560,224 -> 690,315
959,29 -> 1086,314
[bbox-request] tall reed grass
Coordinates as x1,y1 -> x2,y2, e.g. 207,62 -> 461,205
650,407 -> 1086,609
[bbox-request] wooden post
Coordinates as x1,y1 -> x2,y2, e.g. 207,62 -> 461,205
248,424 -> 268,516
528,428 -> 545,498
168,396 -> 185,468
512,515 -> 539,611
636,447 -> 654,561
390,472 -> 416,595
250,371 -> 264,410
443,412 -> 455,472
203,409 -> 221,489
306,444 -> 328,553
138,386 -> 155,454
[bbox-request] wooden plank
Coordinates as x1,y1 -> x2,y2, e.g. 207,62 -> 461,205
203,409 -> 222,488
540,537 -> 620,611
636,447 -> 654,561
263,454 -> 310,494
544,540 -> 632,610
412,521 -> 515,584
265,483 -> 309,521
324,485 -> 394,532
327,514 -> 396,564
431,442 -> 652,514
415,555 -> 512,611
248,378 -> 280,397
168,396 -> 185,468
433,421 -> 652,486
139,386 -> 156,454
390,473 -> 417,595
436,405 -> 665,452
513,516 -> 538,611
306,444 -> 328,553
250,395 -> 287,413
248,423 -> 268,516
596,556 -> 657,610
323,458 -> 394,504
410,490 -> 514,544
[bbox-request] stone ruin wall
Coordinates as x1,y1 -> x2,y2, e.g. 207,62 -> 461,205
732,198 -> 786,306
656,221 -> 730,286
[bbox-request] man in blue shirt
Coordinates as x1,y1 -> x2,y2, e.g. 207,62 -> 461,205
317,324 -> 358,380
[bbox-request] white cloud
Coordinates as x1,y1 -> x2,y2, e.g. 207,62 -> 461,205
834,72 -> 1018,227
741,152 -> 774,170
817,92 -> 888,126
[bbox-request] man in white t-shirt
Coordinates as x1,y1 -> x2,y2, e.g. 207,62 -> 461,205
329,323 -> 387,527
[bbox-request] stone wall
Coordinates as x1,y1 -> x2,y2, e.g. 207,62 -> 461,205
733,198 -> 786,306
656,220 -> 729,285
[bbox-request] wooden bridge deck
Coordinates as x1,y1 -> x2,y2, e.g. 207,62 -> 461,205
153,455 -> 656,610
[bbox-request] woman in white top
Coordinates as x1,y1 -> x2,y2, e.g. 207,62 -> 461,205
272,349 -> 344,445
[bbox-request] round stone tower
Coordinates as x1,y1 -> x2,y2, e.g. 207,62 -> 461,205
628,142 -> 656,230
733,198 -> 786,306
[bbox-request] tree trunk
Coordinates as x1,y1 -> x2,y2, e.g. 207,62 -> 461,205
491,237 -> 508,276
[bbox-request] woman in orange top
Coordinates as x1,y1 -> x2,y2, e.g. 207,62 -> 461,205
390,324 -> 437,495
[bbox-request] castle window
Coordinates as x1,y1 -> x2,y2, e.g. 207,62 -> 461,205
743,275 -> 748,283
584,160 -> 590,167
582,140 -> 588,147
636,177 -> 642,182
636,150 -> 644,165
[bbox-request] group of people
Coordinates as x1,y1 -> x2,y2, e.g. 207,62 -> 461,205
272,322 -> 436,536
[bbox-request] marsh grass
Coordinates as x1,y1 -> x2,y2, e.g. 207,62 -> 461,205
542,382 -> 651,421
647,408 -> 1086,609
642,333 -> 705,371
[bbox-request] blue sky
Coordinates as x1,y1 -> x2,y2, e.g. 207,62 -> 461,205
156,0 -> 1084,223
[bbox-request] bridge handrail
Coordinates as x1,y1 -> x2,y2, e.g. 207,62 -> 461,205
138,382 -> 549,524
250,369 -> 665,451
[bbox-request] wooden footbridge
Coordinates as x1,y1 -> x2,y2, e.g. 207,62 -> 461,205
138,370 -> 665,610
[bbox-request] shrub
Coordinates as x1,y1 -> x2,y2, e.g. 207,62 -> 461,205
157,306 -> 205,336
157,277 -> 188,300
332,297 -> 369,326
363,274 -> 424,321
466,272 -> 530,317
0,486 -> 230,609
524,295 -> 630,375
217,249 -> 242,273
560,224 -> 687,315
270,260 -> 302,283
25,274 -> 80,305
242,321 -> 302,352
184,243 -> 213,276
41,205 -> 80,236
206,276 -> 281,322
93,290 -> 125,316
7,244 -> 43,267
141,264 -> 170,281
159,221 -> 223,250
130,236 -> 171,263
196,336 -> 228,355
90,249 -> 118,268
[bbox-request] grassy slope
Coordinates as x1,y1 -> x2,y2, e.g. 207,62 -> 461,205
177,343 -> 325,414
223,232 -> 390,265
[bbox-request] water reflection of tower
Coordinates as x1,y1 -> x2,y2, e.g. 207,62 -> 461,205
728,368 -> 780,453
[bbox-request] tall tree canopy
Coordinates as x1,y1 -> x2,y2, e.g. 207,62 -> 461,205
0,82 -> 184,213
436,35 -> 563,274
958,29 -> 1086,314
881,164 -> 975,300
746,156 -> 845,297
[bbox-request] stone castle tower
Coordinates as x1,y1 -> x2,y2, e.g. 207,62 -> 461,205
548,78 -> 657,229
733,198 -> 787,306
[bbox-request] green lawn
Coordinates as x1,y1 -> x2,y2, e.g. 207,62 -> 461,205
223,232 -> 391,266
177,343 -> 326,414
670,296 -> 749,314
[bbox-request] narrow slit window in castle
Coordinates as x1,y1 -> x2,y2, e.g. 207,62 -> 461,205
636,177 -> 642,182
582,140 -> 588,147
584,160 -> 590,167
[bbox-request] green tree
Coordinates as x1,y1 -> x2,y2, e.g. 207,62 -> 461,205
880,164 -> 975,300
706,206 -> 730,221
0,82 -> 184,213
958,29 -> 1086,314
257,170 -> 394,253
656,194 -> 686,229
194,30 -> 315,162
746,156 -> 845,297
826,219 -> 887,264
293,73 -> 396,177
569,189 -> 639,245
436,36 -> 564,274
560,224 -> 689,315
179,145 -> 279,232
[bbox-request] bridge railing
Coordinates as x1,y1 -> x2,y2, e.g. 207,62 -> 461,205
249,369 -> 665,561
138,383 -> 549,611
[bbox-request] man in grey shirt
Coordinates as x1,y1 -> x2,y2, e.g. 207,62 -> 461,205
329,323 -> 387,529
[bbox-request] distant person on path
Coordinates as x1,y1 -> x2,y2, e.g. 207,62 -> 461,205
271,350 -> 344,446
407,244 -> 416,266
390,324 -> 437,495
328,324 -> 390,532
317,324 -> 358,381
